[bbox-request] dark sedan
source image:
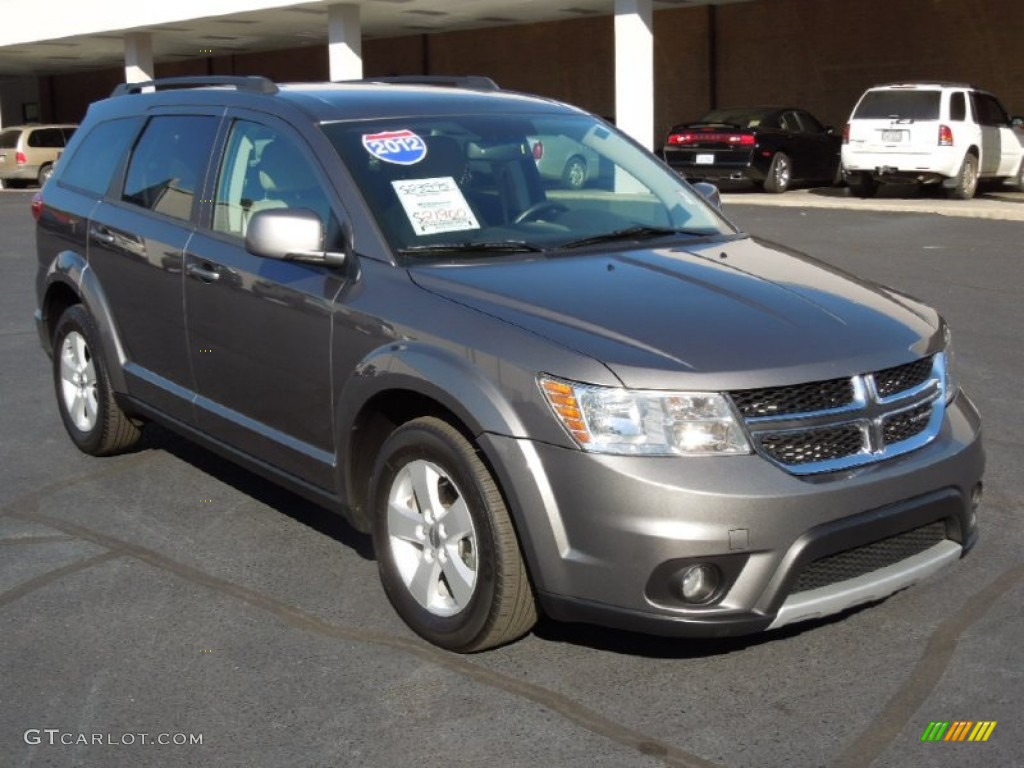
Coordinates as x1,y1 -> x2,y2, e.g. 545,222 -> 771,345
662,106 -> 842,193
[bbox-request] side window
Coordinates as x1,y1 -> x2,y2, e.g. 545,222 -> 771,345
971,94 -> 1007,127
28,129 -> 63,148
949,92 -> 966,122
122,115 -> 217,221
780,112 -> 800,132
213,120 -> 333,239
796,111 -> 823,133
59,117 -> 143,196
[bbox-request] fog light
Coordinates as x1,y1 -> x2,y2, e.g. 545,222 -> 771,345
679,564 -> 720,604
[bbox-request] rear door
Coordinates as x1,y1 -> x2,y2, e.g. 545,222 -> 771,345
847,87 -> 943,156
86,111 -> 220,423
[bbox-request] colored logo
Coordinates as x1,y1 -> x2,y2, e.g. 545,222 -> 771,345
362,129 -> 427,165
920,721 -> 997,742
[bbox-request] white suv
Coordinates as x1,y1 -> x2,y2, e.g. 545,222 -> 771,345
842,82 -> 1024,198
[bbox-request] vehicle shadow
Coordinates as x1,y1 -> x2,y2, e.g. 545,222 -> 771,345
137,423 -> 375,561
531,601 -> 880,659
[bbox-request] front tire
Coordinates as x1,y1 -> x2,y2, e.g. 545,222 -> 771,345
370,417 -> 536,652
947,153 -> 978,199
52,305 -> 142,456
763,152 -> 791,193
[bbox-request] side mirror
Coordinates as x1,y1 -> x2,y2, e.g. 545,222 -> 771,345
692,181 -> 723,211
245,208 -> 346,267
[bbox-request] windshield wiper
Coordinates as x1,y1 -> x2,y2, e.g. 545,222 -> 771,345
559,226 -> 716,250
398,240 -> 547,257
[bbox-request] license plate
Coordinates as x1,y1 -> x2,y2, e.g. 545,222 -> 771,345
881,130 -> 905,143
695,153 -> 715,165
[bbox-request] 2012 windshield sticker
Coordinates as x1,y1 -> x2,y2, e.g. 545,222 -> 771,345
363,130 -> 427,165
392,177 -> 481,236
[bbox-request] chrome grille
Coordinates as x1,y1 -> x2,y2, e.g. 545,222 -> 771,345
759,425 -> 864,465
731,377 -> 854,418
882,403 -> 932,444
792,521 -> 947,593
874,357 -> 934,398
733,355 -> 944,475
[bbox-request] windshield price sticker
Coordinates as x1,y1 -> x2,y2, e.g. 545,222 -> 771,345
363,129 -> 427,165
392,177 -> 481,235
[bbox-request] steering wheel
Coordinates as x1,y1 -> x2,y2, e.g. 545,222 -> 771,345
513,201 -> 569,225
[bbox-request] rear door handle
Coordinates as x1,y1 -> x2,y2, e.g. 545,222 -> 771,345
89,226 -> 116,245
186,262 -> 221,282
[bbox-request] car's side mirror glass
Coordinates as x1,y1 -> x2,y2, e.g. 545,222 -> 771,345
245,208 -> 346,267
692,181 -> 722,210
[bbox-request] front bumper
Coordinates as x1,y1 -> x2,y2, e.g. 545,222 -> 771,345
481,392 -> 983,637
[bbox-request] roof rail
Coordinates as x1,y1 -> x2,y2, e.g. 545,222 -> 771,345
878,81 -> 975,89
112,75 -> 278,97
348,75 -> 500,91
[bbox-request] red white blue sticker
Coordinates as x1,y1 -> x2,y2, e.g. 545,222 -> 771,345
362,129 -> 427,165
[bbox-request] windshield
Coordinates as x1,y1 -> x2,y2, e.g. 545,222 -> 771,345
321,114 -> 736,263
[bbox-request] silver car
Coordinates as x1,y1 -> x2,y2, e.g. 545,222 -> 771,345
35,76 -> 982,652
0,124 -> 76,187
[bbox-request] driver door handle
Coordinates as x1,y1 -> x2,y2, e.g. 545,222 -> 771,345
186,262 -> 221,282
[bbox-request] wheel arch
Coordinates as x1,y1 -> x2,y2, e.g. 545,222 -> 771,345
336,342 -> 531,533
40,250 -> 129,393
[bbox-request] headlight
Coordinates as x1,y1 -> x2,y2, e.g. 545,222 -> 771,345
539,376 -> 751,456
940,325 -> 959,403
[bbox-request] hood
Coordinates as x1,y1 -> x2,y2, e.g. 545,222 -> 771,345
409,236 -> 942,390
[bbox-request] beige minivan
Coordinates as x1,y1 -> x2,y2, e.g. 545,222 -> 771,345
0,124 -> 77,188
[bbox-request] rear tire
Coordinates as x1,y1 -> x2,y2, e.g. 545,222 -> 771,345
52,305 -> 142,456
561,155 -> 587,189
847,172 -> 878,198
763,152 -> 791,193
370,416 -> 536,652
38,164 -> 54,187
947,153 -> 978,200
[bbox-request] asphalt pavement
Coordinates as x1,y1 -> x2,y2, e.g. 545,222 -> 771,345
1,185 -> 1022,768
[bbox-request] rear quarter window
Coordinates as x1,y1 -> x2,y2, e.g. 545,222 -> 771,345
0,129 -> 21,149
59,117 -> 143,196
854,91 -> 941,120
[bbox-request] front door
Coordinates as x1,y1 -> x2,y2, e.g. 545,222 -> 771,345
184,115 -> 348,488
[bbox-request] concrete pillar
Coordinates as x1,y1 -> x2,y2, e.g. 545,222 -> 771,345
328,4 -> 363,81
614,0 -> 654,151
124,32 -> 154,84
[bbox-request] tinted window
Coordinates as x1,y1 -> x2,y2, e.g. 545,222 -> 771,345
796,111 -> 824,133
123,115 -> 217,221
213,120 -> 333,238
780,112 -> 801,132
28,129 -> 64,148
59,118 -> 143,196
854,91 -> 941,120
0,129 -> 20,149
949,92 -> 966,121
973,93 -> 1008,126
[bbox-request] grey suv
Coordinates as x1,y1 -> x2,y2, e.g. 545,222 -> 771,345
33,76 -> 983,652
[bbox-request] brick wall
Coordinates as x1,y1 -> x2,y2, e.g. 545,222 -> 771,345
38,0 -> 1023,145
